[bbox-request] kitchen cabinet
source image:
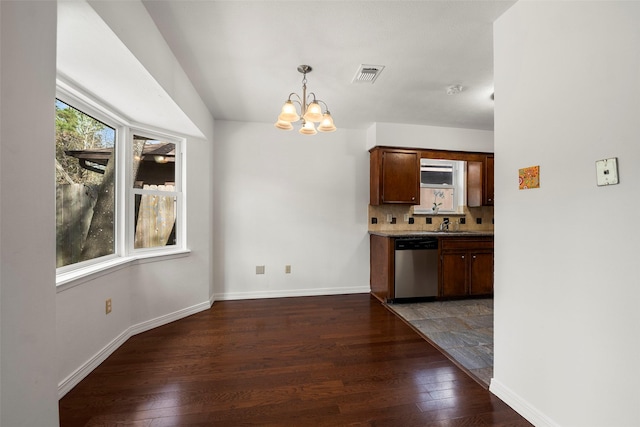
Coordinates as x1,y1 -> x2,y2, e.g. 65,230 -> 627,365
370,147 -> 420,205
439,237 -> 493,298
370,234 -> 395,302
467,155 -> 494,207
485,155 -> 494,205
370,233 -> 494,302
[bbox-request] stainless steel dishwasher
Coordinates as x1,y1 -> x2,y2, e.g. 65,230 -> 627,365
393,236 -> 439,302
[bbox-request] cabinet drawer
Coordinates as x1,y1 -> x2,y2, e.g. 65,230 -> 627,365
440,238 -> 493,250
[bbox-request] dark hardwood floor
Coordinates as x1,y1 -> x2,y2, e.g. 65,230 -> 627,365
59,294 -> 531,426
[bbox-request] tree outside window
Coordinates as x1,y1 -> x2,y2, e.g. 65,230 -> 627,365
55,99 -> 115,268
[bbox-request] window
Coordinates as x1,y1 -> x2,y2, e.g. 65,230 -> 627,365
55,94 -> 185,277
131,134 -> 180,251
415,159 -> 465,214
56,99 -> 116,268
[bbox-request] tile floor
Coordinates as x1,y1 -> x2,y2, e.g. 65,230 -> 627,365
387,298 -> 493,387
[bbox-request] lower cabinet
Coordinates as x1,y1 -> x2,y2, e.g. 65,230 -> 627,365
439,237 -> 494,298
370,234 -> 494,302
370,234 -> 395,302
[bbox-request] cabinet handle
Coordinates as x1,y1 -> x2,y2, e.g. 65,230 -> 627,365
411,197 -> 415,200
473,255 -> 476,259
461,255 -> 465,259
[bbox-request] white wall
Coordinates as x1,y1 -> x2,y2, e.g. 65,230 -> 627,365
367,122 -> 494,152
492,2 -> 640,426
55,1 -> 214,401
213,121 -> 370,299
0,2 -> 60,426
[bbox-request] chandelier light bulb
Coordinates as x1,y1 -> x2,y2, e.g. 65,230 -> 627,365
299,120 -> 317,135
317,112 -> 336,132
274,119 -> 293,130
303,101 -> 323,123
278,100 -> 300,122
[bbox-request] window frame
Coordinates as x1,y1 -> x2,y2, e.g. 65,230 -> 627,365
415,159 -> 465,214
128,129 -> 185,256
55,81 -> 189,289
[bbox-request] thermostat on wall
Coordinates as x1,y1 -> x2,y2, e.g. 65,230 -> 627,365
596,157 -> 619,186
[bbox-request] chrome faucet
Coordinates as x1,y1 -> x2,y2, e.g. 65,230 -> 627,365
439,218 -> 450,232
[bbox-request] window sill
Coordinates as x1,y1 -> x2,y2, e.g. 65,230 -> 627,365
412,210 -> 466,216
56,249 -> 191,293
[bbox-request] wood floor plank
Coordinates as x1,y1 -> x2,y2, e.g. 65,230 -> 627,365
59,294 -> 531,426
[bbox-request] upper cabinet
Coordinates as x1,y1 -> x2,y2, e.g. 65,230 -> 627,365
467,154 -> 494,207
370,147 -> 420,205
485,155 -> 494,205
370,146 -> 493,207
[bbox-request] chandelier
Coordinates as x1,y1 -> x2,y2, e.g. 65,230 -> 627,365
274,65 -> 336,135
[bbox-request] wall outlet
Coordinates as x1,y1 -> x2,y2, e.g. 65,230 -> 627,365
404,214 -> 410,222
105,298 -> 112,314
386,214 -> 393,223
256,265 -> 265,274
285,265 -> 291,274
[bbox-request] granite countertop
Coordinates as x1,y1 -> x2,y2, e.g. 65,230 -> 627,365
368,230 -> 494,238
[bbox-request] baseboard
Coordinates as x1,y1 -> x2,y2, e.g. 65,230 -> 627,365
215,286 -> 370,301
490,378 -> 559,427
128,300 -> 211,336
58,300 -> 212,398
58,326 -> 132,398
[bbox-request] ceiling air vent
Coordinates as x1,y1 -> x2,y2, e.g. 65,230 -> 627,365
352,64 -> 385,84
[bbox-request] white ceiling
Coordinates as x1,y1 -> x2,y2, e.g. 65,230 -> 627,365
142,0 -> 516,131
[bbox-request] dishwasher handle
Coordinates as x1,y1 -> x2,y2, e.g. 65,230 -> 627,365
394,237 -> 438,250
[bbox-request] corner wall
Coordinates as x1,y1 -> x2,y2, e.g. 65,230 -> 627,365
492,2 -> 640,426
0,2 -> 59,425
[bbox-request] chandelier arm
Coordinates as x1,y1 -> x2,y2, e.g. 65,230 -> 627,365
305,92 -> 317,105
315,100 -> 330,112
287,93 -> 304,117
288,93 -> 302,103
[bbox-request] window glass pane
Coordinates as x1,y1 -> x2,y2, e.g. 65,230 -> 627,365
133,136 -> 176,190
56,99 -> 116,268
421,166 -> 454,185
419,188 -> 455,212
134,192 -> 177,249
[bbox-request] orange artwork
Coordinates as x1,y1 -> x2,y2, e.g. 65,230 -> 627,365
519,165 -> 539,190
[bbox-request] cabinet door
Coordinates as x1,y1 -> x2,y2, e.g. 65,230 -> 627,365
469,251 -> 493,295
370,235 -> 395,302
466,161 -> 483,208
468,155 -> 494,207
440,252 -> 467,297
484,155 -> 494,205
381,151 -> 419,204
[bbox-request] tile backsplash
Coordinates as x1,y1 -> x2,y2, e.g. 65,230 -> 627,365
369,204 -> 494,232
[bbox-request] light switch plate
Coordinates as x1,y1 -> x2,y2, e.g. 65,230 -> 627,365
596,157 -> 619,186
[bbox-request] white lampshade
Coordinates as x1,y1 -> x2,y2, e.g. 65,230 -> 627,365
299,120 -> 317,135
302,101 -> 323,122
274,119 -> 293,130
317,112 -> 336,132
278,100 -> 300,122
